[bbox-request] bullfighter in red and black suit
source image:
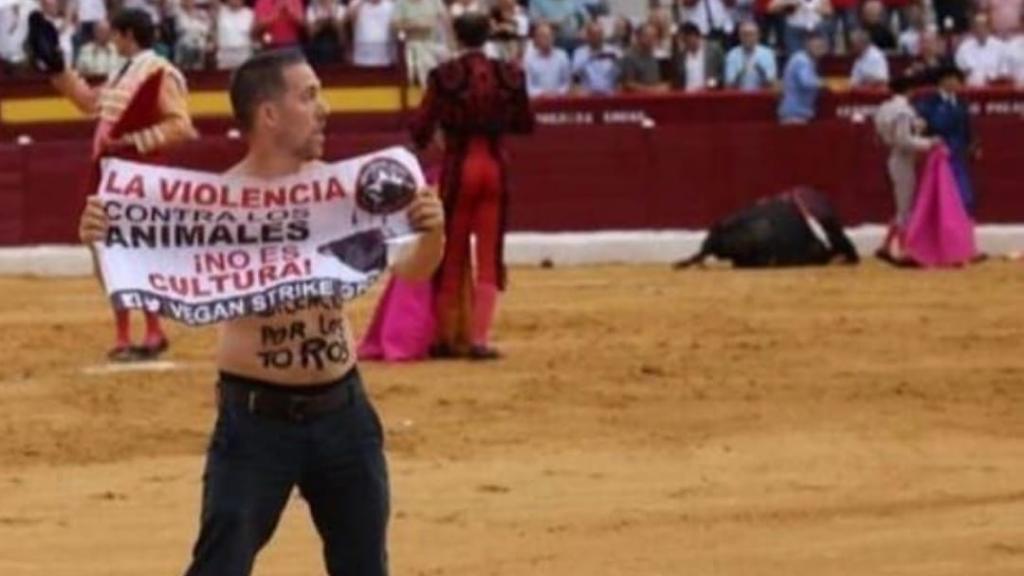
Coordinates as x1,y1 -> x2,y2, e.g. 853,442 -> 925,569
410,13 -> 534,360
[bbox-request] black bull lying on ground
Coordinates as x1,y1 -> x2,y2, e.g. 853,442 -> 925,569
675,187 -> 860,269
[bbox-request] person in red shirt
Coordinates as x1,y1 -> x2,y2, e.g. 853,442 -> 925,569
410,13 -> 533,359
254,0 -> 305,48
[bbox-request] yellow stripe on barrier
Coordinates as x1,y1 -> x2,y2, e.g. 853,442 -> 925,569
1,86 -> 418,124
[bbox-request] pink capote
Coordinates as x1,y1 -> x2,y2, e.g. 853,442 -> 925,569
357,165 -> 441,362
903,146 -> 976,268
357,277 -> 436,362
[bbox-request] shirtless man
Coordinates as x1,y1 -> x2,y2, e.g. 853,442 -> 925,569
78,49 -> 444,576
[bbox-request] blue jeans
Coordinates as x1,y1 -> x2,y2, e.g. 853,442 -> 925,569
183,370 -> 389,576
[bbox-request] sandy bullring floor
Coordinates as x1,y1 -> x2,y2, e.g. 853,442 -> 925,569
1,263 -> 1024,575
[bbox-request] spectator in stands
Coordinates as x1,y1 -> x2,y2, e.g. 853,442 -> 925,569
677,0 -> 736,45
898,3 -> 927,55
956,13 -> 1010,86
648,4 -> 676,66
349,0 -> 396,66
525,22 -> 571,96
621,23 -> 671,92
608,15 -> 634,51
673,22 -> 725,91
529,0 -> 583,52
933,0 -> 969,35
393,0 -> 452,86
254,0 -> 306,48
849,28 -> 890,87
0,0 -> 32,75
860,0 -> 896,50
572,20 -> 621,95
40,0 -> 74,67
725,20 -> 778,90
487,0 -> 529,61
778,31 -> 827,123
905,27 -> 952,76
305,0 -> 346,66
76,18 -> 126,76
1007,33 -> 1024,87
175,0 -> 212,70
769,0 -> 833,55
214,0 -> 256,70
73,0 -> 109,51
830,0 -> 858,53
987,0 -> 1023,37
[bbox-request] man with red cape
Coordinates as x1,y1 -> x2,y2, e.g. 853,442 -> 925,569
409,13 -> 534,360
28,8 -> 196,361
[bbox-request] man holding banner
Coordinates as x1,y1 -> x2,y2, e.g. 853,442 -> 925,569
79,49 -> 445,576
29,7 -> 196,361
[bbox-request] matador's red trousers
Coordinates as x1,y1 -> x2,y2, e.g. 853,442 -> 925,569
437,138 -> 503,349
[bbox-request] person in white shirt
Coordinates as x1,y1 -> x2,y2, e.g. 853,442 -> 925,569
214,0 -> 254,70
770,0 -> 833,55
175,0 -> 212,70
305,0 -> 346,65
524,22 -> 571,97
1006,33 -> 1024,87
677,0 -> 736,40
955,13 -> 1010,87
75,18 -> 126,76
39,0 -> 73,66
897,3 -> 926,55
348,0 -> 396,66
849,28 -> 889,88
0,0 -> 32,72
486,0 -> 528,61
72,0 -> 108,47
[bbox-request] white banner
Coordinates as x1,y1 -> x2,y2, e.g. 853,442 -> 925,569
95,147 -> 423,326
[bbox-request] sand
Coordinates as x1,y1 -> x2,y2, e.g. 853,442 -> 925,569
1,262 -> 1024,576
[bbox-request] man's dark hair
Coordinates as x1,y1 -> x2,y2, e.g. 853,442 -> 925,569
679,22 -> 702,37
454,13 -> 491,48
110,8 -> 155,49
229,49 -> 308,131
888,74 -> 915,94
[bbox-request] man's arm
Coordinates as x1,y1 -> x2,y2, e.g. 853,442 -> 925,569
392,189 -> 445,281
50,70 -> 101,114
118,73 -> 197,154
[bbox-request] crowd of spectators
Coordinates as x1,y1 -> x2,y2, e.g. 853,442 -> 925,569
0,0 -> 1022,97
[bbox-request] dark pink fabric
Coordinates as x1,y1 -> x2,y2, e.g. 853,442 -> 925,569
904,146 -> 977,267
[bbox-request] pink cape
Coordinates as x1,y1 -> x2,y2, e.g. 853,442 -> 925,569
357,276 -> 436,362
903,147 -> 976,268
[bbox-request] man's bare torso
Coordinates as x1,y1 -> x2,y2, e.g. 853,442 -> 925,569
216,160 -> 357,386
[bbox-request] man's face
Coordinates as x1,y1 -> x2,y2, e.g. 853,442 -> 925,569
586,24 -> 603,48
807,36 -> 827,59
111,29 -> 133,57
265,64 -> 329,161
850,32 -> 868,55
862,1 -> 883,25
940,74 -> 962,93
637,25 -> 656,50
920,31 -> 942,58
683,31 -> 701,52
535,26 -> 554,51
972,15 -> 990,40
739,23 -> 758,49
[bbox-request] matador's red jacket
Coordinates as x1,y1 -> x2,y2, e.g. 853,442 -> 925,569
409,51 -> 534,289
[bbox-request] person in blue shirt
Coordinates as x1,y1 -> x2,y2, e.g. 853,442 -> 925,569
571,20 -> 621,95
725,20 -> 778,91
777,31 -> 828,123
914,64 -> 977,215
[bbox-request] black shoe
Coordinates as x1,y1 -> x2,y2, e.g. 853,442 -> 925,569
107,345 -> 146,363
136,337 -> 170,360
429,343 -> 460,359
468,345 -> 501,361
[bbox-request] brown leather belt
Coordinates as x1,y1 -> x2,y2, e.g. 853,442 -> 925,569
217,370 -> 359,423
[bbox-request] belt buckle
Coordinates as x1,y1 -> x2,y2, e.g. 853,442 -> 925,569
287,396 -> 310,422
